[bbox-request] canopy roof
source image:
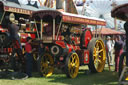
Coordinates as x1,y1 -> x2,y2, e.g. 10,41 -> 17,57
32,10 -> 106,26
92,28 -> 125,35
111,3 -> 128,21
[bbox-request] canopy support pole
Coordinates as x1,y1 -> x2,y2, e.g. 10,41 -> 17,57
34,19 -> 40,39
53,19 -> 55,40
41,19 -> 43,40
114,17 -> 117,30
56,19 -> 62,40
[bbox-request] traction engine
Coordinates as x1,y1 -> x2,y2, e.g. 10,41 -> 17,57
31,10 -> 106,78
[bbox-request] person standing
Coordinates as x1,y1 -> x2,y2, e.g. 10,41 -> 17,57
114,36 -> 123,72
7,19 -> 22,49
106,36 -> 113,65
25,37 -> 34,77
111,37 -> 115,65
124,21 -> 128,66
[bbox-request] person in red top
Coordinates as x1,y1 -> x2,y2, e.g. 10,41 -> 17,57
25,37 -> 33,77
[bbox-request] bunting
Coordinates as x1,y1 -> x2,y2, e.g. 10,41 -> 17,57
43,0 -> 56,8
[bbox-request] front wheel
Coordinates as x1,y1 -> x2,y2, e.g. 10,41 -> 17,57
88,38 -> 106,73
37,53 -> 54,77
65,52 -> 80,78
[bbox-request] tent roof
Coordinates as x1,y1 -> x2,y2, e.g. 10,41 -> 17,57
92,28 -> 125,35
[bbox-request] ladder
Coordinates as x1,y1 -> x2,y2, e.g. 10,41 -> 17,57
119,66 -> 128,85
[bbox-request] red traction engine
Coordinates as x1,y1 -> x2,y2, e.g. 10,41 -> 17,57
0,26 -> 23,71
31,10 -> 106,78
0,1 -> 34,71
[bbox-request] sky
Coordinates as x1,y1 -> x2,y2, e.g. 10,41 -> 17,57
75,0 -> 128,29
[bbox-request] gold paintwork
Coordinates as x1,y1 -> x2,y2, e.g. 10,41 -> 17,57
93,40 -> 106,72
68,53 -> 79,78
40,53 -> 54,77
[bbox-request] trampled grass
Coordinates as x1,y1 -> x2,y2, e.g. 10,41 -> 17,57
0,65 -> 118,85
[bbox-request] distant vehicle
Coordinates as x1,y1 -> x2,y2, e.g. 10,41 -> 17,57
0,1 -> 37,71
30,10 -> 106,78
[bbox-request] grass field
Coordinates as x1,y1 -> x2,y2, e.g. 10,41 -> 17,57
0,65 -> 119,85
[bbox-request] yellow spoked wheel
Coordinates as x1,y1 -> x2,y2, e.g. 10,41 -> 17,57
38,53 -> 54,77
65,52 -> 79,78
88,38 -> 106,72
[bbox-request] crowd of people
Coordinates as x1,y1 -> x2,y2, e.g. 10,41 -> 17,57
106,35 -> 125,72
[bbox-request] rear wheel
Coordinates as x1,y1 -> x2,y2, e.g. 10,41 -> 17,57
37,53 -> 54,77
65,52 -> 79,78
88,38 -> 106,72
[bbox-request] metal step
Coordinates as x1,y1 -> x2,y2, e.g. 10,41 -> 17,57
119,66 -> 128,85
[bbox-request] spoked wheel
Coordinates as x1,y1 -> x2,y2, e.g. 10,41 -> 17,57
65,52 -> 79,78
88,38 -> 106,73
119,52 -> 126,77
38,53 -> 54,77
